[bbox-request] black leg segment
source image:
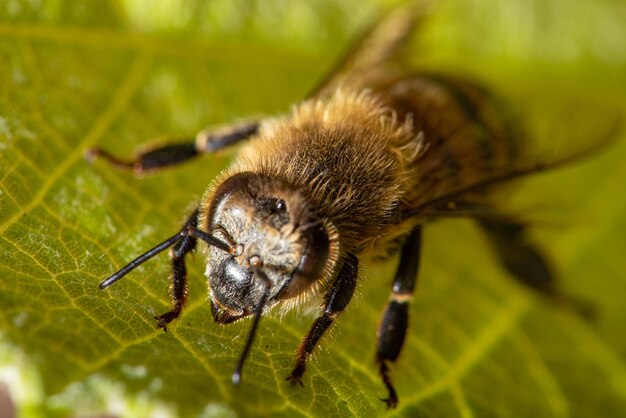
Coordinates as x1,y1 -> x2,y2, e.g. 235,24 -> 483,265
87,121 -> 259,173
98,207 -> 235,331
87,141 -> 199,173
478,220 -> 555,293
195,121 -> 260,152
287,254 -> 359,385
478,218 -> 594,319
153,210 -> 198,331
154,228 -> 197,331
376,226 -> 422,408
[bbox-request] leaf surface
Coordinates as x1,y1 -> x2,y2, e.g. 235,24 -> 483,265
1,1 -> 625,417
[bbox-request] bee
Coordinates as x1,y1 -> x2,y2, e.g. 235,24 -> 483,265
89,1 -> 616,408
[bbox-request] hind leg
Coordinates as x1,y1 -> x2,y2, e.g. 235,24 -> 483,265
477,217 -> 594,319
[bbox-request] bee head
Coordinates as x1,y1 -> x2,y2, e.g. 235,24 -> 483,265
203,172 -> 330,324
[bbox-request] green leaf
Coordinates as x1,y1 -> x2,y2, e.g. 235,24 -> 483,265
1,0 -> 625,417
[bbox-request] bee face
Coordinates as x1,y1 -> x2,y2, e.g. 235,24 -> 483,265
205,172 -> 330,323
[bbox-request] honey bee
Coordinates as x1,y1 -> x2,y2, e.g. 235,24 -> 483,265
89,1 -> 617,408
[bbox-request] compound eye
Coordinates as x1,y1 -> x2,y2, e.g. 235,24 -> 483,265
277,222 -> 329,300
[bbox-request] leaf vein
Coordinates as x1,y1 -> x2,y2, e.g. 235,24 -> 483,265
0,52 -> 153,235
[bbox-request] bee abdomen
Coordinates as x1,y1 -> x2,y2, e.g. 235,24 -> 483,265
379,75 -> 520,205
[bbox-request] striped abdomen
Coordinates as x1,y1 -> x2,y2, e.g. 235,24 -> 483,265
376,75 -> 520,212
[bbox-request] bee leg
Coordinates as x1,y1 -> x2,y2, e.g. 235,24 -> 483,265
154,210 -> 199,332
286,254 -> 359,386
478,219 -> 595,319
376,226 -> 422,409
87,121 -> 259,173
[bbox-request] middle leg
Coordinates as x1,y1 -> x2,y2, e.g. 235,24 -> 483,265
376,225 -> 422,408
287,254 -> 359,385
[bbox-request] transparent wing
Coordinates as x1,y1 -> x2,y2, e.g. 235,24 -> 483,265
308,0 -> 438,98
402,90 -> 622,220
308,0 -> 622,221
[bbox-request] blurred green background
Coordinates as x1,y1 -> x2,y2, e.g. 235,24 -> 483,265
0,0 -> 625,417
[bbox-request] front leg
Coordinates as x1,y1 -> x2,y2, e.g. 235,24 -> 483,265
87,121 -> 259,173
154,210 -> 198,332
98,208 -> 235,330
287,254 -> 359,385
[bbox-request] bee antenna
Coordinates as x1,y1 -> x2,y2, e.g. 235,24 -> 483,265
232,268 -> 271,385
190,227 -> 237,254
99,227 -> 233,290
98,231 -> 185,289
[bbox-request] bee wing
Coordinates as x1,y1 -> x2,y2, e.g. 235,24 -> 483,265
308,0 -> 438,98
404,95 -> 622,219
308,0 -> 621,222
